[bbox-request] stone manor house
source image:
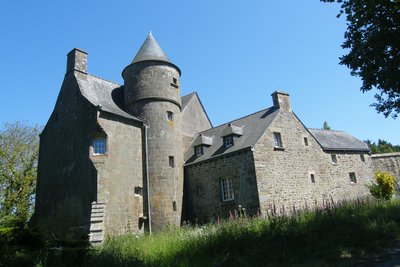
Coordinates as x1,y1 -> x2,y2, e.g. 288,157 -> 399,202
34,33 -> 379,243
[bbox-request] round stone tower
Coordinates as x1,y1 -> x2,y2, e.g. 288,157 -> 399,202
122,33 -> 183,231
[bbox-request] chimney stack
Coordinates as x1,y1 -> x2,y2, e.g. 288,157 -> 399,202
271,91 -> 291,112
66,48 -> 87,74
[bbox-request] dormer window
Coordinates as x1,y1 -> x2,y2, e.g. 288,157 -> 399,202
195,146 -> 203,157
224,136 -> 234,148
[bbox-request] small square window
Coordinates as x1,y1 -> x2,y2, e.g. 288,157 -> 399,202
349,172 -> 357,183
224,136 -> 234,148
360,154 -> 365,162
331,154 -> 338,165
134,186 -> 143,196
221,177 -> 234,202
171,78 -> 179,88
195,146 -> 203,157
169,156 -> 175,168
304,137 -> 309,146
93,137 -> 106,155
273,132 -> 283,148
167,111 -> 173,121
310,174 -> 315,183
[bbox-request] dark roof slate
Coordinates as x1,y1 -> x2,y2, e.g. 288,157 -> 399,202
131,33 -> 170,64
185,108 -> 279,164
77,74 -> 141,121
308,129 -> 369,152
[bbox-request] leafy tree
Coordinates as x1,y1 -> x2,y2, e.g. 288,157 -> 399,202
321,0 -> 400,118
369,171 -> 396,200
0,122 -> 41,225
322,121 -> 332,130
365,139 -> 400,154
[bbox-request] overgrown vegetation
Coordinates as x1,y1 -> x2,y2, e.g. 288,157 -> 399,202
87,199 -> 400,267
369,171 -> 397,200
366,139 -> 400,154
0,121 -> 41,225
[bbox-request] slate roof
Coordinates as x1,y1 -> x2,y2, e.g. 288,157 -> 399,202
77,74 -> 141,121
308,129 -> 369,152
131,33 -> 170,64
185,108 -> 279,164
181,92 -> 195,110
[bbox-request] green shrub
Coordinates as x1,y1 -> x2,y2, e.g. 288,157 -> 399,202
369,171 -> 396,200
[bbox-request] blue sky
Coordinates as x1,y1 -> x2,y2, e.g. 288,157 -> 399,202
0,1 -> 398,144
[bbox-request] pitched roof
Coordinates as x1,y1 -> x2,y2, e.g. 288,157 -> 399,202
76,74 -> 141,122
185,108 -> 279,164
308,129 -> 369,152
181,92 -> 196,110
131,33 -> 170,64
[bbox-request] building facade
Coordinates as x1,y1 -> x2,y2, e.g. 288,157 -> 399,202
34,34 -> 374,243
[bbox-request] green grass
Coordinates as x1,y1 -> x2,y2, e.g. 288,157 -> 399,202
87,199 -> 400,267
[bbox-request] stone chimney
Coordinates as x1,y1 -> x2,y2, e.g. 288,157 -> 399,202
66,48 -> 87,74
271,91 -> 291,112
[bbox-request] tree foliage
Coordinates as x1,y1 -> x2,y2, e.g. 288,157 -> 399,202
369,171 -> 396,200
365,139 -> 400,154
0,122 -> 41,225
321,0 -> 400,118
322,121 -> 332,130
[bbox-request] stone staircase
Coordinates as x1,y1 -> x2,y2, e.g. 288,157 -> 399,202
89,202 -> 105,245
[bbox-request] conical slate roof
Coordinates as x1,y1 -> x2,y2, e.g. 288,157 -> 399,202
131,33 -> 170,63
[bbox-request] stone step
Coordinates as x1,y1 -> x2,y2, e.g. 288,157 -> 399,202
90,218 -> 104,223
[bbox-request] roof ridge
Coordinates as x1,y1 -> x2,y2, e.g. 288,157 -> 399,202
199,107 -> 274,133
308,128 -> 345,133
87,74 -> 121,87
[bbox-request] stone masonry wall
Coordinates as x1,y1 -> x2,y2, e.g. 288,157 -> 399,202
372,152 -> 400,182
186,149 -> 259,223
253,110 -> 373,214
93,112 -> 144,235
35,72 -> 98,239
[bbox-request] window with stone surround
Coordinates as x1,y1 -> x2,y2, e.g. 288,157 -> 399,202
221,177 -> 234,202
224,136 -> 234,148
93,137 -> 107,155
349,172 -> 357,183
166,111 -> 173,121
171,77 -> 179,88
273,132 -> 283,148
304,137 -> 309,146
134,186 -> 143,196
169,156 -> 175,168
310,174 -> 315,183
331,154 -> 338,165
360,154 -> 365,162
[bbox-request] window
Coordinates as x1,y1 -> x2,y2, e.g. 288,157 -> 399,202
331,154 -> 338,165
93,137 -> 106,155
273,132 -> 283,148
224,136 -> 234,148
173,201 -> 177,212
171,77 -> 179,88
304,137 -> 309,146
169,156 -> 175,168
166,111 -> 173,121
134,186 -> 143,196
221,177 -> 234,202
195,146 -> 203,157
196,185 -> 202,195
360,154 -> 365,162
310,174 -> 315,183
349,172 -> 357,183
